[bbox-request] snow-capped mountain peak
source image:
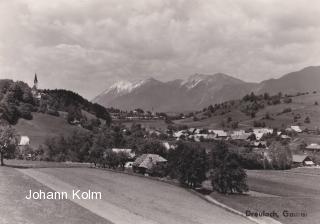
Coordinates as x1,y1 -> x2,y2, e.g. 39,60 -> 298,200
105,80 -> 145,95
181,74 -> 208,89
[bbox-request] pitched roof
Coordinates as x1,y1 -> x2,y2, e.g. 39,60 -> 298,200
292,155 -> 310,163
133,154 -> 167,169
112,148 -> 132,153
253,128 -> 273,134
255,133 -> 264,140
306,143 -> 320,150
231,133 -> 250,140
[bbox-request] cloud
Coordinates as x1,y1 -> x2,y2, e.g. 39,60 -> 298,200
0,0 -> 319,99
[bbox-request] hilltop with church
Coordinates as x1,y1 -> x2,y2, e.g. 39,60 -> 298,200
31,73 -> 42,100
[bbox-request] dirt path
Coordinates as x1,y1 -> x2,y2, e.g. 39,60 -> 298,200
19,168 -> 255,224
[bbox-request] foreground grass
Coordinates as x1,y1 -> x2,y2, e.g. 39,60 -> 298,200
210,169 -> 320,224
4,159 -> 91,168
0,166 -> 110,224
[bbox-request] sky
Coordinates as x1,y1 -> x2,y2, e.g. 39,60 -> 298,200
0,0 -> 319,99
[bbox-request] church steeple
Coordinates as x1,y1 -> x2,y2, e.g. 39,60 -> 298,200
33,73 -> 38,89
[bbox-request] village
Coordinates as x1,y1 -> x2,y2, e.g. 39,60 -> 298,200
16,122 -> 320,175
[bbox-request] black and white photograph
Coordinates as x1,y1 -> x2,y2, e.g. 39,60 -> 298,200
0,0 -> 320,224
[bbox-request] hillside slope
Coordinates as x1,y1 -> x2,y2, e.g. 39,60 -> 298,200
14,112 -> 87,149
174,92 -> 320,130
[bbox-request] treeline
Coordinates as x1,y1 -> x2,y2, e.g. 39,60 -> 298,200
42,89 -> 111,124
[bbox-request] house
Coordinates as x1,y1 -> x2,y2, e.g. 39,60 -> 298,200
133,154 -> 167,174
253,128 -> 273,135
209,130 -> 228,138
291,126 -> 302,133
232,130 -> 246,135
18,136 -> 31,159
19,136 -> 30,146
173,130 -> 188,139
230,132 -> 250,140
112,148 -> 136,159
305,143 -> 320,152
254,132 -> 264,141
292,155 -> 314,167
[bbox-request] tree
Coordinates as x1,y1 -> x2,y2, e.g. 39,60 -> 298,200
167,142 -> 208,188
268,141 -> 292,170
211,142 -> 248,194
0,125 -> 17,166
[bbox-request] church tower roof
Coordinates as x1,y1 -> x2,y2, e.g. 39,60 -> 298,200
34,73 -> 38,84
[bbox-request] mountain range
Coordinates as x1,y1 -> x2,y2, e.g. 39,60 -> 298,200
93,66 -> 320,112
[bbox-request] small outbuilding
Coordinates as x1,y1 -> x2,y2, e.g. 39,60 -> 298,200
292,155 -> 314,167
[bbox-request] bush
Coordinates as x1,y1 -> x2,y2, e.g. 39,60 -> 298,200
304,116 -> 311,123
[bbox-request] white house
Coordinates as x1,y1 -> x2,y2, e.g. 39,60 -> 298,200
253,128 -> 273,135
19,136 -> 30,146
291,126 -> 302,133
209,130 -> 228,138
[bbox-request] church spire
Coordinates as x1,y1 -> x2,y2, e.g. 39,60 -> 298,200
33,73 -> 38,90
34,73 -> 38,85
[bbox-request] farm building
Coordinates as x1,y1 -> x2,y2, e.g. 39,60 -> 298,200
305,143 -> 320,152
292,155 -> 314,167
133,154 -> 167,175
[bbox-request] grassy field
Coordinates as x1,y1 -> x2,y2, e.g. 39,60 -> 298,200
14,112 -> 87,149
0,166 -> 110,224
4,159 -> 91,168
210,168 -> 320,224
6,166 -> 254,224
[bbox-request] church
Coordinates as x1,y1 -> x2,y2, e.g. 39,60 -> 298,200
31,73 -> 41,100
